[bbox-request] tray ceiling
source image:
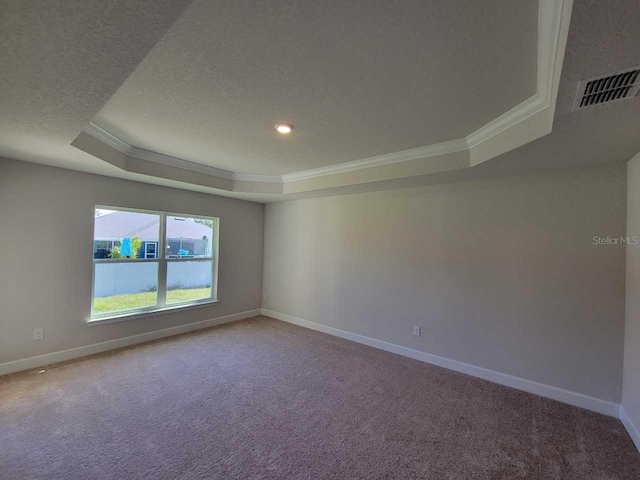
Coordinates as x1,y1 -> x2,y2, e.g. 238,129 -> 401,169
91,0 -> 538,177
3,1 -> 639,203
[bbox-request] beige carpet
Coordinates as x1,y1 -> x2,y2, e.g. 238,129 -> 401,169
1,316 -> 639,479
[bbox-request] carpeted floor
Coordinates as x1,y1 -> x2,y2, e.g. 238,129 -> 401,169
1,316 -> 639,479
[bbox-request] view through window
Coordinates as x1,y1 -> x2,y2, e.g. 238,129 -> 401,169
92,207 -> 218,318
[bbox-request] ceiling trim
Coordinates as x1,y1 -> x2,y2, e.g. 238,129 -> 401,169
232,173 -> 283,183
282,138 -> 469,183
466,94 -> 545,149
85,122 -> 130,154
85,122 -> 235,180
466,0 -> 567,149
76,0 -> 573,197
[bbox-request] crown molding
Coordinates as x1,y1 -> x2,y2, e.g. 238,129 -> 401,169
465,94 -> 546,149
466,0 -> 571,167
465,0 -> 569,150
232,173 -> 283,183
128,145 -> 235,180
85,122 -> 235,180
85,121 -> 130,153
538,0 -> 570,110
282,138 -> 469,183
77,0 -> 572,197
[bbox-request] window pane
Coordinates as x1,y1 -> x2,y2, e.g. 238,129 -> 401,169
94,209 -> 160,259
166,216 -> 214,259
93,262 -> 158,314
166,261 -> 212,304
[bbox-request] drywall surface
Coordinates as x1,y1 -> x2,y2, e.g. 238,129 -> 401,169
0,158 -> 264,364
263,164 -> 627,402
623,152 -> 640,445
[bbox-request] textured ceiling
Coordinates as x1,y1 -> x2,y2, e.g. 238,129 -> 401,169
92,0 -> 538,175
0,0 -> 638,204
280,0 -> 640,202
470,0 -> 640,175
0,0 -> 193,178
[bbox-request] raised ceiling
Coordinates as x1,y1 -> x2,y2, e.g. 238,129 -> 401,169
1,0 -> 639,203
92,0 -> 537,176
76,0 -> 569,195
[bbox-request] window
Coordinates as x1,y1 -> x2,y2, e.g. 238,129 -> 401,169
91,207 -> 218,320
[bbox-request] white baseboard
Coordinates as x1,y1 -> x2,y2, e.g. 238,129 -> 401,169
3,306 -> 635,448
620,406 -> 640,453
0,309 -> 262,377
261,309 -> 620,418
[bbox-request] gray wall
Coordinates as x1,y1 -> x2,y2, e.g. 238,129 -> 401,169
623,153 -> 640,432
263,164 -> 627,402
0,158 -> 264,364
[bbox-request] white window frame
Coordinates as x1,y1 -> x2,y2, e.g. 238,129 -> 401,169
90,205 -> 219,323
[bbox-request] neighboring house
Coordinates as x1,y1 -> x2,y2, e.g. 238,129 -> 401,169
93,211 -> 212,259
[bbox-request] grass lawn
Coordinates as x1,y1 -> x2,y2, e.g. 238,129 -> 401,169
93,288 -> 212,314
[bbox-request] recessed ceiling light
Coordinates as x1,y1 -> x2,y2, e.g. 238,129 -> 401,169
275,123 -> 294,134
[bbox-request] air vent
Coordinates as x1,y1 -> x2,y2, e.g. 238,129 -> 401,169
573,67 -> 640,110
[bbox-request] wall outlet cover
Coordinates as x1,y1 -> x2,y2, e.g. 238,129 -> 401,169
33,328 -> 44,341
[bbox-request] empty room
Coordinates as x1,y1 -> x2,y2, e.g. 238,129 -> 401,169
2,0 -> 640,478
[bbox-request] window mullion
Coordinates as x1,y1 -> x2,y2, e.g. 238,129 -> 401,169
212,218 -> 219,301
157,214 -> 168,308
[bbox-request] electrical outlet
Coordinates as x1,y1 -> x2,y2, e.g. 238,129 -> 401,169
413,326 -> 421,337
33,328 -> 44,341
262,293 -> 267,302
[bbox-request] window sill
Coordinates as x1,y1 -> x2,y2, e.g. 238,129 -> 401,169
87,300 -> 220,326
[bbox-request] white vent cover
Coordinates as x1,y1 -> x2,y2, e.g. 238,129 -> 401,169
573,67 -> 640,110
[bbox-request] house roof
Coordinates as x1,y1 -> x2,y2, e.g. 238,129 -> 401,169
94,211 -> 212,241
